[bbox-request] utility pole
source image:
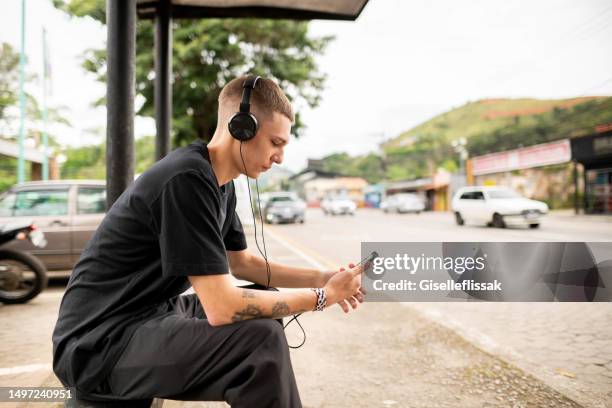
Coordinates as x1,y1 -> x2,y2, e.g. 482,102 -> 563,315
18,0 -> 27,183
42,27 -> 50,180
451,137 -> 468,179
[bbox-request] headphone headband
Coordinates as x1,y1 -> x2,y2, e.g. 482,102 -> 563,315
239,75 -> 261,113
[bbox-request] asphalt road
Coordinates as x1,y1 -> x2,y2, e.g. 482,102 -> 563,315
263,209 -> 612,265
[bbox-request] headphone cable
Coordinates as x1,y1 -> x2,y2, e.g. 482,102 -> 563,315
239,141 -> 271,288
254,177 -> 271,289
239,141 -> 306,349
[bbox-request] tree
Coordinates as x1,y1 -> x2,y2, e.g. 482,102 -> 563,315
0,41 -> 70,141
320,152 -> 352,175
53,0 -> 334,146
0,41 -> 71,191
353,153 -> 385,184
61,135 -> 158,179
0,43 -> 20,128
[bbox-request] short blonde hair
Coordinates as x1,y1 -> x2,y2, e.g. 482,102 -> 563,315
218,75 -> 294,123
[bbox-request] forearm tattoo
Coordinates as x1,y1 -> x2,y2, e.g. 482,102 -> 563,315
271,301 -> 290,318
231,299 -> 296,322
241,289 -> 256,298
231,304 -> 263,322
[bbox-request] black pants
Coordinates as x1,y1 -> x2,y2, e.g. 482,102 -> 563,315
68,284 -> 302,408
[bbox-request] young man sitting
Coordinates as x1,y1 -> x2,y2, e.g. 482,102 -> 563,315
53,75 -> 364,408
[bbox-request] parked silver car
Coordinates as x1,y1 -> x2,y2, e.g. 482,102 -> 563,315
380,193 -> 425,214
0,180 -> 106,277
321,196 -> 356,215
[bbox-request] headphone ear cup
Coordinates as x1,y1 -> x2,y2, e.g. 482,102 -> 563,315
229,112 -> 258,142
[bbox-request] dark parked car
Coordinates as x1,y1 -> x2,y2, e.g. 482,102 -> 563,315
0,180 -> 106,277
262,192 -> 306,224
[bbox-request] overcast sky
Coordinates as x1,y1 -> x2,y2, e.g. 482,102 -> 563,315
1,0 -> 611,172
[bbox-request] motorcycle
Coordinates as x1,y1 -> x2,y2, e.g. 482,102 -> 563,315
0,222 -> 48,304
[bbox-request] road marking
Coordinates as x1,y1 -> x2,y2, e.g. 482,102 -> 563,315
265,228 -> 338,270
0,363 -> 52,376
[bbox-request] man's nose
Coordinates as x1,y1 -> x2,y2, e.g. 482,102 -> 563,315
272,151 -> 284,165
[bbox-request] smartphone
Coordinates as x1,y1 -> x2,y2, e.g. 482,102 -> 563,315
356,251 -> 379,270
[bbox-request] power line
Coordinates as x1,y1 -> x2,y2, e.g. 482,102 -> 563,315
576,75 -> 612,97
486,3 -> 612,91
559,3 -> 612,40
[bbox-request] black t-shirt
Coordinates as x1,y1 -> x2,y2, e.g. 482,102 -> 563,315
52,140 -> 247,392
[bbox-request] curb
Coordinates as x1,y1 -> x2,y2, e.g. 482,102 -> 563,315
406,304 -> 606,408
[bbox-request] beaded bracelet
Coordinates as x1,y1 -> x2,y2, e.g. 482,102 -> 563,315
310,288 -> 326,311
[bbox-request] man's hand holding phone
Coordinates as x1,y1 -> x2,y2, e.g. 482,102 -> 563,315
323,262 -> 366,313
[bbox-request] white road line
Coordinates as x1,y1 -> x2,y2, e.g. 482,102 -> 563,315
264,229 -> 326,270
0,363 -> 52,376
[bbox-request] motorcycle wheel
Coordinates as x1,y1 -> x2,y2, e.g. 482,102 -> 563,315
0,249 -> 48,304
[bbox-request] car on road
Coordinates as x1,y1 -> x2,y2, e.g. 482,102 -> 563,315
380,193 -> 425,214
0,180 -> 106,277
262,192 -> 306,224
452,186 -> 548,228
321,195 -> 356,215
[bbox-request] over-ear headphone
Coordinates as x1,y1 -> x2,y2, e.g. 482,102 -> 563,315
228,75 -> 261,142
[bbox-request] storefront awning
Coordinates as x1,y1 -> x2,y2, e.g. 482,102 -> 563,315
387,178 -> 433,191
571,130 -> 612,169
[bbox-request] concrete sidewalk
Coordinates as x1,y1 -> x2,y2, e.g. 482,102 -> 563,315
408,303 -> 612,408
0,225 -> 592,407
548,209 -> 612,222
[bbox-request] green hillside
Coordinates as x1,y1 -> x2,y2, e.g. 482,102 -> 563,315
384,96 -> 610,153
318,96 -> 612,182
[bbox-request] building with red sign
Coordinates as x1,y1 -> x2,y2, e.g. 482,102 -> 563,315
467,129 -> 612,214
